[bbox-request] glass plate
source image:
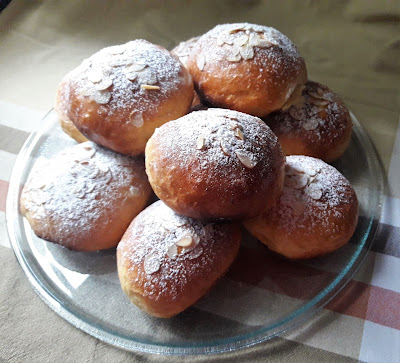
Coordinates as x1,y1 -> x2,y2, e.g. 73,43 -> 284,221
6,109 -> 383,355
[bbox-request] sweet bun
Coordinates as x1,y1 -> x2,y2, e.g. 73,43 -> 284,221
244,155 -> 358,259
56,40 -> 194,156
186,23 -> 307,117
171,36 -> 204,111
145,108 -> 285,220
264,81 -> 352,162
117,200 -> 241,318
55,82 -> 88,143
20,142 -> 153,251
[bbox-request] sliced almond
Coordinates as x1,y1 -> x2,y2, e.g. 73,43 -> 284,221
307,183 -> 323,200
248,33 -> 260,46
98,164 -> 109,174
226,53 -> 242,62
91,91 -> 111,104
127,63 -> 147,72
176,237 -> 193,248
302,118 -> 319,131
129,186 -> 140,196
87,69 -> 103,83
124,70 -> 138,81
235,149 -> 257,168
130,111 -> 144,127
197,54 -> 206,71
239,45 -> 254,60
235,128 -> 244,140
166,244 -> 178,259
285,173 -> 308,189
139,70 -> 158,85
234,34 -> 249,47
196,135 -> 205,150
216,37 -> 225,46
95,78 -> 113,91
144,255 -> 161,275
187,245 -> 203,260
80,85 -> 95,97
141,84 -> 160,90
220,139 -> 232,156
288,106 -> 305,121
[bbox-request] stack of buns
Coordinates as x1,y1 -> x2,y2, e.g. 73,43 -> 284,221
20,23 -> 358,318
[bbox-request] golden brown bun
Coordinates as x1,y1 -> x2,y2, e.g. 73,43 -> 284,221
55,82 -> 88,143
20,142 -> 153,251
171,36 -> 204,111
244,155 -> 358,259
186,23 -> 307,117
56,40 -> 194,156
117,200 -> 241,318
264,81 -> 352,162
145,108 -> 285,220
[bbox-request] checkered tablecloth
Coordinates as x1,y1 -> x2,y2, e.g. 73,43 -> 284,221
1,1 -> 400,362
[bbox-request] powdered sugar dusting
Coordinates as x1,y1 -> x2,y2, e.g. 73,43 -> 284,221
191,23 -> 303,79
63,40 -> 190,119
197,23 -> 300,66
119,201 -> 237,300
265,81 -> 350,143
274,155 -> 357,232
149,108 -> 281,181
21,141 -> 148,249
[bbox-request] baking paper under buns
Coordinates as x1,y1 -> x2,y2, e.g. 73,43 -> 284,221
55,40 -> 194,155
117,200 -> 241,318
145,108 -> 285,220
244,155 -> 358,259
186,23 -> 307,117
20,142 -> 153,251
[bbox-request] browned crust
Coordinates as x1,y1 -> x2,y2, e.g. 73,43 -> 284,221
117,201 -> 242,317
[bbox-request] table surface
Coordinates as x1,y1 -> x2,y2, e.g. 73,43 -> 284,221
1,1 -> 400,362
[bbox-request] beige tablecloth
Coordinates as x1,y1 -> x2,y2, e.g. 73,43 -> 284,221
1,1 -> 400,362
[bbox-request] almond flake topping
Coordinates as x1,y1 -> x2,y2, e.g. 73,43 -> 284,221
130,111 -> 144,127
235,128 -> 244,140
91,91 -> 111,104
218,26 -> 279,63
98,164 -> 109,174
187,245 -> 203,260
235,149 -> 257,168
220,139 -> 232,156
87,70 -> 103,83
285,172 -> 308,189
176,237 -> 193,248
307,182 -> 323,200
144,255 -> 161,275
226,53 -> 242,62
127,63 -> 147,72
234,34 -> 249,47
141,84 -> 160,90
288,106 -> 306,121
239,45 -> 254,60
302,118 -> 319,131
94,78 -> 113,91
196,135 -> 205,150
123,71 -> 138,81
166,244 -> 178,259
197,54 -> 206,71
129,186 -> 140,196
